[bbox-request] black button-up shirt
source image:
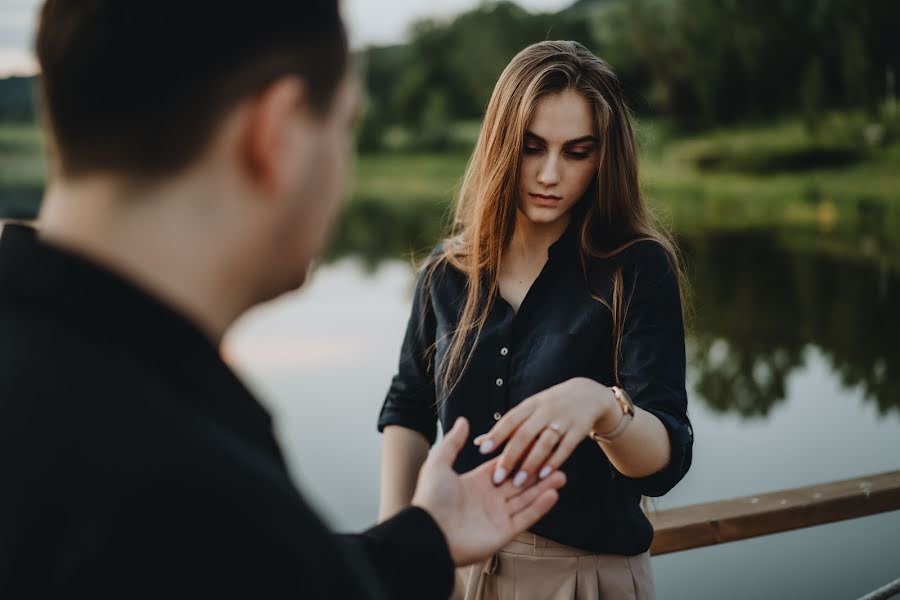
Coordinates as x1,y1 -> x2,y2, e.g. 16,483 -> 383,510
378,222 -> 694,555
0,224 -> 455,599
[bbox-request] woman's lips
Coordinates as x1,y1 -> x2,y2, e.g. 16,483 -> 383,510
530,193 -> 562,206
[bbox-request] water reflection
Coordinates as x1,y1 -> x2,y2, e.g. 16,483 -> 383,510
328,196 -> 449,270
684,231 -> 898,418
4,186 -> 896,418
327,200 -> 900,418
0,185 -> 42,220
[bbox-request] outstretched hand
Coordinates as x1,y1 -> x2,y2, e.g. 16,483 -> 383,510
411,417 -> 567,566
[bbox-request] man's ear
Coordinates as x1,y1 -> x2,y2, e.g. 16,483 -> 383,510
238,76 -> 312,200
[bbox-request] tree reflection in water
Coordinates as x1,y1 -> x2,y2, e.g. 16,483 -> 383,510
682,231 -> 898,418
326,200 -> 898,418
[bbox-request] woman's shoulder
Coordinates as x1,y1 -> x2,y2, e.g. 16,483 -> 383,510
616,239 -> 682,303
419,235 -> 467,272
584,237 -> 673,271
416,240 -> 447,275
618,238 -> 675,273
426,239 -> 448,262
413,237 -> 465,292
582,238 -> 677,294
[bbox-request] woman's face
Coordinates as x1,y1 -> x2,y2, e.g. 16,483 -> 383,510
518,88 -> 598,227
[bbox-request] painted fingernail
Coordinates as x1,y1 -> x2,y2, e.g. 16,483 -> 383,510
492,467 -> 507,485
479,439 -> 495,454
539,466 -> 553,480
513,471 -> 528,487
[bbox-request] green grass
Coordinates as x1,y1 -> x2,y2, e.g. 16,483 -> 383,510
350,116 -> 900,269
4,116 -> 899,237
638,117 -> 900,235
0,122 -> 47,186
352,152 -> 470,206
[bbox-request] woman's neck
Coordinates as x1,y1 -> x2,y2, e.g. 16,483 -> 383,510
507,211 -> 571,265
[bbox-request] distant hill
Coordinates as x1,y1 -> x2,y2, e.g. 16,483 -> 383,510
0,76 -> 37,122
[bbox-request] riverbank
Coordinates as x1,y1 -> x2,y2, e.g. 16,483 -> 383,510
4,115 -> 899,258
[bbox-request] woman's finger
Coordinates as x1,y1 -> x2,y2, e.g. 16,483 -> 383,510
467,455 -> 550,501
492,415 -> 545,484
514,427 -> 565,487
473,400 -> 533,454
538,431 -> 582,480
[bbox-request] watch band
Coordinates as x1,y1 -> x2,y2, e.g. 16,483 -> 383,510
589,411 -> 633,443
589,386 -> 635,443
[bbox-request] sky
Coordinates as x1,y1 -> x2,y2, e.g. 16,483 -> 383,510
0,0 -> 573,77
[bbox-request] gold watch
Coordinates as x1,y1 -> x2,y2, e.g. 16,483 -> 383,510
589,386 -> 635,443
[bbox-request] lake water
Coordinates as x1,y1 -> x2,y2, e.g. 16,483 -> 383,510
224,228 -> 900,600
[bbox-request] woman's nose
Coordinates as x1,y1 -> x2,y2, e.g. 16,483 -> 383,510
537,156 -> 561,186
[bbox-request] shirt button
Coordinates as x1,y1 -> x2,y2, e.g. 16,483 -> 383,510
494,412 -> 502,421
495,378 -> 504,387
500,347 -> 509,356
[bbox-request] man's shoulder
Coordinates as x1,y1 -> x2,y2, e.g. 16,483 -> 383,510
0,311 -> 291,501
0,307 -> 114,403
0,311 -> 330,565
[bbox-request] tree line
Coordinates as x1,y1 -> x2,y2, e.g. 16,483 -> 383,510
356,0 -> 900,150
2,1 -> 897,142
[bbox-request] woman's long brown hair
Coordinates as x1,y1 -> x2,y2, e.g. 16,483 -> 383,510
422,40 -> 686,407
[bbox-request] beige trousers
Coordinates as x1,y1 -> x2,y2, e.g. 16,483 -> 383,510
451,531 -> 655,600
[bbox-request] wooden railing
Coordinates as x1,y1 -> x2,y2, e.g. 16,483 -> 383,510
647,469 -> 900,556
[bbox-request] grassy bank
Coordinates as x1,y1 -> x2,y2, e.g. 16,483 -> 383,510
0,122 -> 46,188
4,116 -> 899,239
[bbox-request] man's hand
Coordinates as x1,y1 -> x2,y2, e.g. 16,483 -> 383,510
411,417 -> 566,566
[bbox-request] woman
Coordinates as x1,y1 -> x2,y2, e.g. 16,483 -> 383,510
377,40 -> 693,600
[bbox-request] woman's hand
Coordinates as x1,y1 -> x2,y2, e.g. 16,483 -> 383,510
473,377 -> 617,487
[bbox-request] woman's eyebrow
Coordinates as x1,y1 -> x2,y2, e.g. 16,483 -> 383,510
525,130 -> 598,145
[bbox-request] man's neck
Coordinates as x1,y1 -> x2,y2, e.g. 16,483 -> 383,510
37,176 -> 253,343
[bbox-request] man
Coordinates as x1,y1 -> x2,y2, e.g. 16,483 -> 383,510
0,1 -> 566,598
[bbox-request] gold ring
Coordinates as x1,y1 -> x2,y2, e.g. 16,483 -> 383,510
547,422 -> 563,436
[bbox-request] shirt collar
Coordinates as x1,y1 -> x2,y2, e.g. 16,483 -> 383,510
547,218 -> 580,261
0,223 -> 276,447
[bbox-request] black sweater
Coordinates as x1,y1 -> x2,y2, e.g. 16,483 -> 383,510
0,224 -> 455,599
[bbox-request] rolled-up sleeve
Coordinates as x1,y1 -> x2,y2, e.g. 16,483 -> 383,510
612,241 -> 694,497
377,261 -> 439,446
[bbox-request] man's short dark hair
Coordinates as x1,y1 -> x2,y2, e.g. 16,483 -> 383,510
36,1 -> 348,178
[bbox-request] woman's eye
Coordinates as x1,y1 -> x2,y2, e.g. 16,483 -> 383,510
523,146 -> 544,154
566,149 -> 591,160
